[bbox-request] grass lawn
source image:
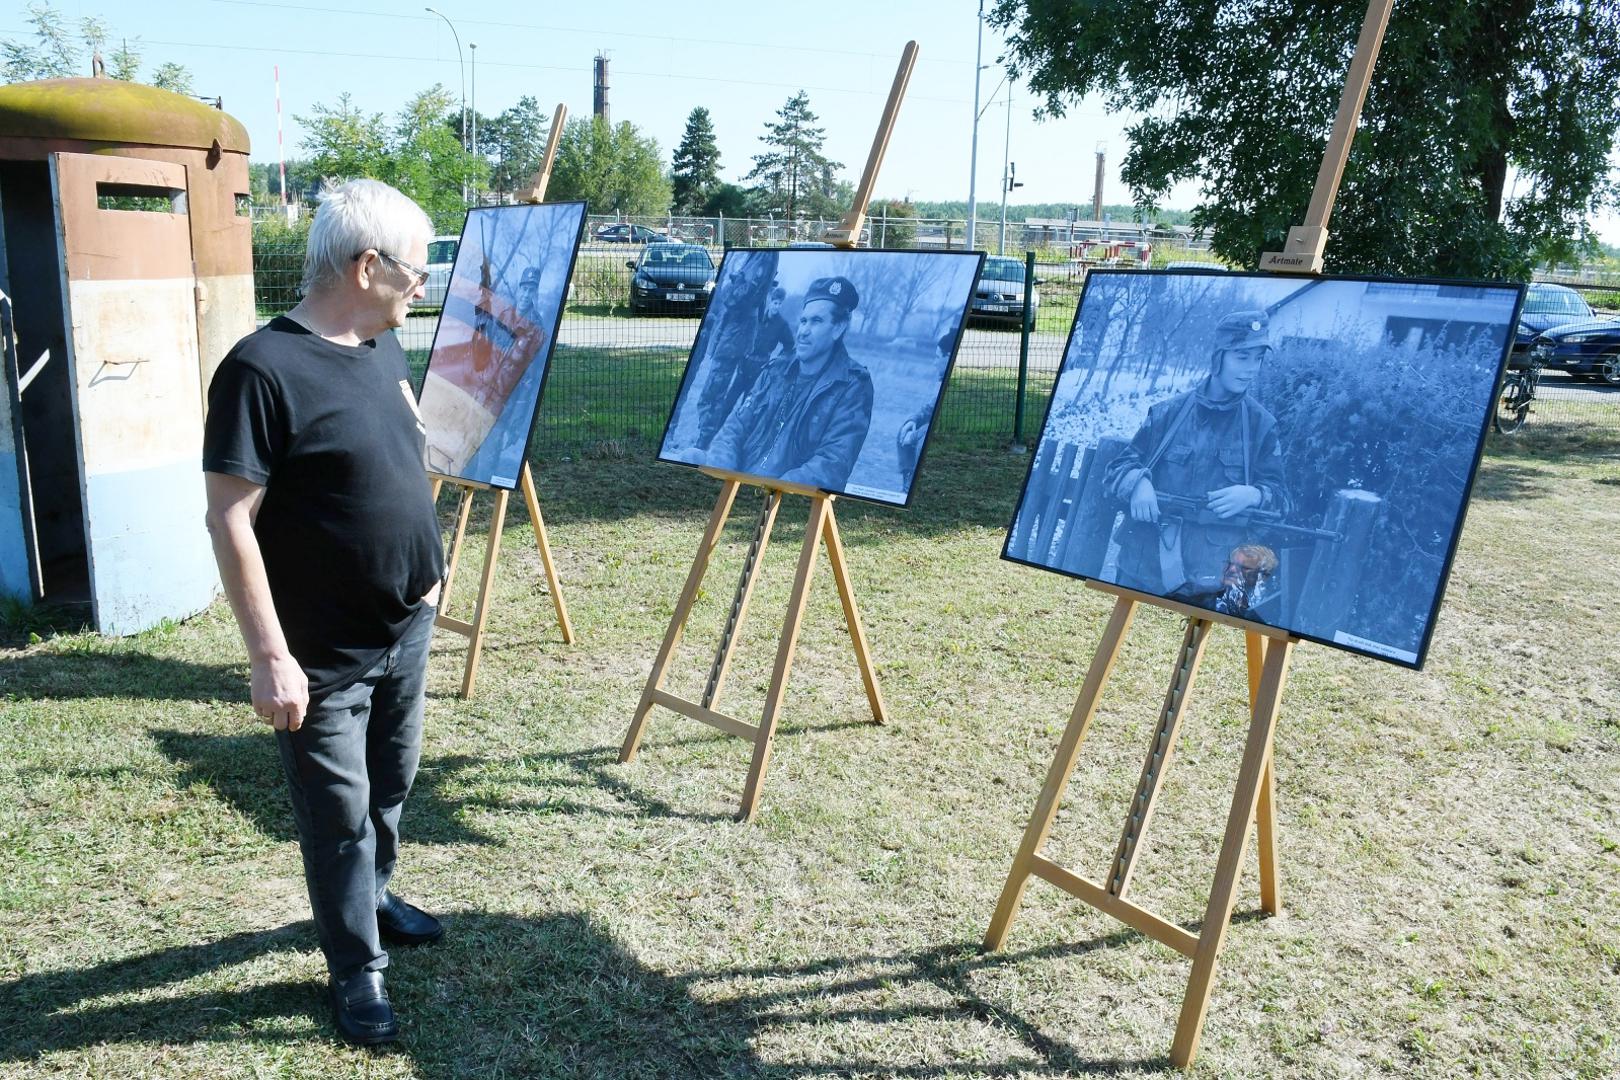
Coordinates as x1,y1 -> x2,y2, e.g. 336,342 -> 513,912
1,404 -> 1617,1076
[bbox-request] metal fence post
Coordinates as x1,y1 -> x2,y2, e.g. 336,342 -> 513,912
1013,249 -> 1035,447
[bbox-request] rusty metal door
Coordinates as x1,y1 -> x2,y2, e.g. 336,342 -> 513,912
50,152 -> 216,634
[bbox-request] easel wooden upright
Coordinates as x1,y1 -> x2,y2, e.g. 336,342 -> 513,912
428,103 -> 575,699
981,1 -> 1393,1068
618,42 -> 919,823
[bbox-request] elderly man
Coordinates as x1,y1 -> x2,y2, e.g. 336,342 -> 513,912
1102,308 -> 1291,604
203,179 -> 445,1047
708,275 -> 875,489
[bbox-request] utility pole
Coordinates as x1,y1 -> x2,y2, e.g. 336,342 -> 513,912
966,0 -> 985,251
998,86 -> 1021,255
470,42 -> 477,203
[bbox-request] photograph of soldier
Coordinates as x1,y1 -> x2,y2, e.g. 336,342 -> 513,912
1101,309 -> 1290,610
691,253 -> 795,450
708,275 -> 873,488
1006,270 -> 1523,668
416,202 -> 585,487
661,249 -> 983,506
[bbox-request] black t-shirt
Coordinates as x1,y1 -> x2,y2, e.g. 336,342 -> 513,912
203,317 -> 445,698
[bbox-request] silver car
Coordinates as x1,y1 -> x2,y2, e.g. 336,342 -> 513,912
414,234 -> 459,308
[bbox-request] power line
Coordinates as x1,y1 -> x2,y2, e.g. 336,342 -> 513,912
206,0 -> 977,67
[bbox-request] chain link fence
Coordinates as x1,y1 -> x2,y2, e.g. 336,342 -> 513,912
250,221 -> 1618,459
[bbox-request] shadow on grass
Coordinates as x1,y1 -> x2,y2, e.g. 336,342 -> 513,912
460,446 -> 1033,545
0,651 -> 247,702
0,912 -> 1174,1076
148,732 -> 733,849
1469,459 -> 1552,502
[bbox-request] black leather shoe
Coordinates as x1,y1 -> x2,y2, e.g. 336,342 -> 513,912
330,970 -> 398,1046
377,891 -> 444,946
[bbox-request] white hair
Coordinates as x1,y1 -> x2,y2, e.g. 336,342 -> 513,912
301,179 -> 433,295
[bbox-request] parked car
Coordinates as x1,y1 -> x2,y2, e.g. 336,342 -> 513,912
414,234 -> 458,308
1532,312 -> 1620,384
627,243 -> 717,315
1512,282 -> 1614,372
971,256 -> 1042,330
595,223 -> 668,244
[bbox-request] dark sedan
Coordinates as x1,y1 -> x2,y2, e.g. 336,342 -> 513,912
596,223 -> 668,244
1535,314 -> 1620,384
1510,282 -> 1601,367
627,243 -> 716,315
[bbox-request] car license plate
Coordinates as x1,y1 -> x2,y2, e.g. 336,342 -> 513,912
981,303 -> 1010,313
668,292 -> 694,302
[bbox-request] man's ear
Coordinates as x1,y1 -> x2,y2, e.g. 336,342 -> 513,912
352,251 -> 378,292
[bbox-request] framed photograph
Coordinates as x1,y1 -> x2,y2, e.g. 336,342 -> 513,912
1005,269 -> 1525,669
417,201 -> 586,489
658,248 -> 985,507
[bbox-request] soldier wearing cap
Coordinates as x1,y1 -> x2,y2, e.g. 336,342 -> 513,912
1101,308 -> 1291,602
708,274 -> 875,488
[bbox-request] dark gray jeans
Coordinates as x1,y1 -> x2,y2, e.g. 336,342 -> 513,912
275,606 -> 434,981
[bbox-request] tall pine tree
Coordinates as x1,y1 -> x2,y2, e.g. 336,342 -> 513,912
746,91 -> 841,221
671,107 -> 722,214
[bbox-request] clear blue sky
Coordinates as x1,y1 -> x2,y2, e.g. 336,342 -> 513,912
5,0 -> 1615,244
0,0 -> 1189,215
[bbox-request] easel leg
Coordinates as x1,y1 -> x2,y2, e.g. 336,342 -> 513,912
738,495 -> 831,823
1170,638 -> 1294,1068
441,487 -> 475,613
620,481 -> 741,763
1105,618 -> 1212,900
458,488 -> 509,699
430,478 -> 443,503
821,502 -> 887,724
519,462 -> 575,645
702,489 -> 782,710
984,597 -> 1137,950
1249,632 -> 1281,917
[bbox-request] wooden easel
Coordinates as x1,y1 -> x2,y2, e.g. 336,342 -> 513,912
618,43 -> 919,823
429,103 -> 574,699
982,1 -> 1393,1068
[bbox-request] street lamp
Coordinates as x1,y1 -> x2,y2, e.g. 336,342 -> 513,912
469,42 -> 477,203
966,0 -> 985,251
424,6 -> 467,200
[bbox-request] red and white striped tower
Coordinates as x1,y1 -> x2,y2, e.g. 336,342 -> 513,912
275,65 -> 286,206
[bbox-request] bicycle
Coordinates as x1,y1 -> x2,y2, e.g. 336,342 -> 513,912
1493,343 -> 1547,435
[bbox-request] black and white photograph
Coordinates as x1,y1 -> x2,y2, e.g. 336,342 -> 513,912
659,248 -> 984,506
1006,270 -> 1524,668
417,201 -> 586,489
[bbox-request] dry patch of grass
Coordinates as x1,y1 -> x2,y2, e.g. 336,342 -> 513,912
1,438 -> 1616,1078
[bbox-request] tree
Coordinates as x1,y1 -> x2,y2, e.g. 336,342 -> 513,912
746,91 -> 842,222
701,181 -> 753,217
149,61 -> 191,95
482,96 -> 550,195
385,86 -> 485,223
549,116 -> 671,216
297,86 -> 489,223
298,93 -> 390,184
671,107 -> 722,214
870,198 -> 918,247
991,0 -> 1620,276
1,1 -> 192,91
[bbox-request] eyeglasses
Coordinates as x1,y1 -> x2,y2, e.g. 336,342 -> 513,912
352,248 -> 429,286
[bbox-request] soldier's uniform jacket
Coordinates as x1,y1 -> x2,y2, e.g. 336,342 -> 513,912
1103,381 -> 1290,595
709,338 -> 875,489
